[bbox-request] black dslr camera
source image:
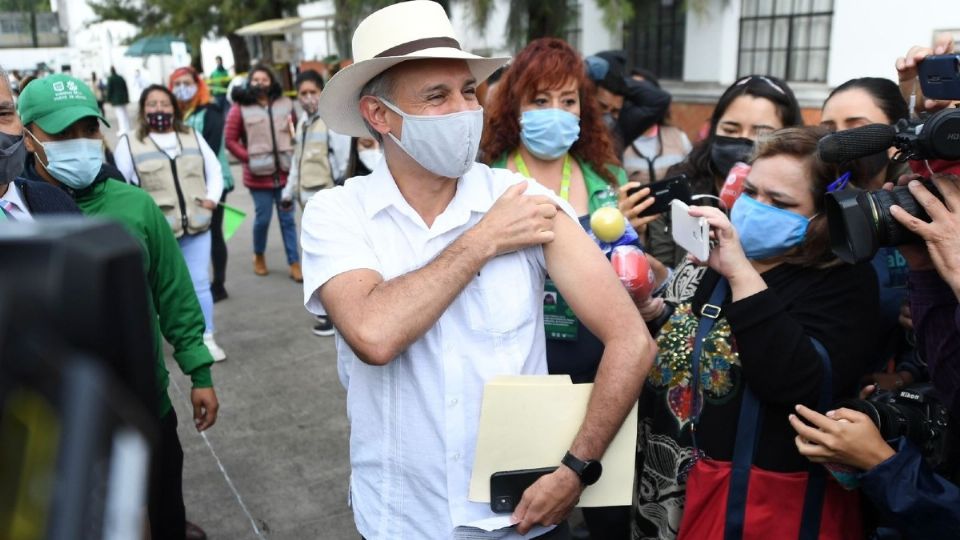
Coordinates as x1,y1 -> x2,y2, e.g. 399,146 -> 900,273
836,384 -> 955,471
819,107 -> 960,263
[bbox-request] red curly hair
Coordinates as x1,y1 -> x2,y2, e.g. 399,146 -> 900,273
481,38 -> 620,186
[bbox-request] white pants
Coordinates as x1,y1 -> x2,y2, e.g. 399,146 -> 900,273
177,230 -> 214,333
113,104 -> 131,135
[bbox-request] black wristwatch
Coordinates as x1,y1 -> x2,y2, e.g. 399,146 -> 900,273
561,451 -> 602,486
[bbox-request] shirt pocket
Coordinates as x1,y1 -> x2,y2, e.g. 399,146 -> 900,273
464,252 -> 535,335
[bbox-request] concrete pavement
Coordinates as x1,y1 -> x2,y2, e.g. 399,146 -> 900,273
101,110 -> 356,539
165,175 -> 355,540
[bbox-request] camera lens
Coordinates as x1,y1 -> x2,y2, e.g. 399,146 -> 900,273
826,181 -> 942,263
838,397 -> 929,444
869,185 -> 927,246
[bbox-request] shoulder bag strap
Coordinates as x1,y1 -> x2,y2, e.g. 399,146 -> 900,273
723,357 -> 763,539
798,338 -> 832,540
690,277 -> 729,451
724,337 -> 833,540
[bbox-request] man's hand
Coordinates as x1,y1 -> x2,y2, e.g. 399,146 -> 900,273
899,298 -> 914,330
883,175 -> 934,271
860,371 -> 913,391
895,34 -> 956,114
471,181 -> 559,257
789,404 -> 895,471
636,295 -> 666,322
191,387 -> 219,431
889,175 -> 960,299
511,466 -> 582,534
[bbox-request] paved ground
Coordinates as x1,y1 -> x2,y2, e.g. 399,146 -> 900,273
102,107 -> 357,540
165,184 -> 355,540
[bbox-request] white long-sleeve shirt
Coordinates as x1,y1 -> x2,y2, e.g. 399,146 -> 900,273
114,130 -> 224,202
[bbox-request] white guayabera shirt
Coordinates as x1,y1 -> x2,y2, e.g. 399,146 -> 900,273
301,159 -> 576,540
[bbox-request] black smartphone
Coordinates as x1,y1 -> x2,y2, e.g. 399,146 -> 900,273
626,174 -> 693,218
489,466 -> 557,513
919,54 -> 960,101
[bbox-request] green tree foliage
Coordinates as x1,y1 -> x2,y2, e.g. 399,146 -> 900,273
462,0 -> 633,52
331,0 -> 448,59
0,0 -> 50,11
88,0 -> 303,71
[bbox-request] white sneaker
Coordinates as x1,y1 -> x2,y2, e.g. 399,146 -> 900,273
204,332 -> 227,362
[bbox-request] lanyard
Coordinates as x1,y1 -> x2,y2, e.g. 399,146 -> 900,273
514,152 -> 571,201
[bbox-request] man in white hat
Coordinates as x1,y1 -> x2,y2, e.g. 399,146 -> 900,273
300,2 -> 655,538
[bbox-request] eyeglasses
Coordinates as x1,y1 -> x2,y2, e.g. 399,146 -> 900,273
735,75 -> 787,96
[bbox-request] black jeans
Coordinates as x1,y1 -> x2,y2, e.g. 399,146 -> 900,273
149,410 -> 186,540
210,191 -> 228,293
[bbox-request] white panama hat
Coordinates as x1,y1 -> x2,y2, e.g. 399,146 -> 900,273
317,0 -> 510,137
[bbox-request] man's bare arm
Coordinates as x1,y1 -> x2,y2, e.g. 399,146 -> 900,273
512,213 -> 655,533
319,182 -> 559,365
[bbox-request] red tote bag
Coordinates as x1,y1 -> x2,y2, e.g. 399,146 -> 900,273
677,279 -> 862,540
678,458 -> 862,540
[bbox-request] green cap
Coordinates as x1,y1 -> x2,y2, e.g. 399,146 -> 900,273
17,73 -> 110,134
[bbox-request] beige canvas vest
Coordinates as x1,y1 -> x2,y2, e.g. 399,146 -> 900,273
241,97 -> 294,176
623,125 -> 688,184
127,129 -> 212,237
296,115 -> 334,192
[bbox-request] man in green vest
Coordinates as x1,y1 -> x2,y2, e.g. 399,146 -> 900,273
19,73 -> 217,540
105,66 -> 132,134
208,55 -> 231,113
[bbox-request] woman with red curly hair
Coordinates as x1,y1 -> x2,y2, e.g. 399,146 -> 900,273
169,66 -> 235,302
481,37 -> 655,539
481,38 -> 647,217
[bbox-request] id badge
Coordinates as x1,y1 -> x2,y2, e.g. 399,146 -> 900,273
543,278 -> 578,341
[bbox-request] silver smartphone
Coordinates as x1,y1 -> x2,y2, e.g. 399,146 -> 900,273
670,200 -> 710,261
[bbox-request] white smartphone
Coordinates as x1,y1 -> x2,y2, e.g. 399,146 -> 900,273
670,200 -> 710,262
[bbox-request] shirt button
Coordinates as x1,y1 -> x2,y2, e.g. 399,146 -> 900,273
449,398 -> 458,406
453,452 -> 461,461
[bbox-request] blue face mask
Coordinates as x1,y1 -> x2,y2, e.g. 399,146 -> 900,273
29,132 -> 104,190
520,108 -> 580,160
730,194 -> 813,260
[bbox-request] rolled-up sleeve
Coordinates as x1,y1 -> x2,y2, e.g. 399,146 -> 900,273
300,188 -> 382,315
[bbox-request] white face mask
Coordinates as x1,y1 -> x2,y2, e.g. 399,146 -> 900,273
358,148 -> 382,171
380,99 -> 483,179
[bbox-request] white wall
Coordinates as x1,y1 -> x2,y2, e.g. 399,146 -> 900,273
827,0 -> 960,87
299,1 -> 337,60
682,0 -> 741,84
580,0 -> 620,56
0,48 -> 70,71
200,38 -> 234,74
679,0 -> 960,90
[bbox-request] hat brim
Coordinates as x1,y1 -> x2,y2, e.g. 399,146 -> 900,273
33,105 -> 111,135
318,48 -> 509,137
